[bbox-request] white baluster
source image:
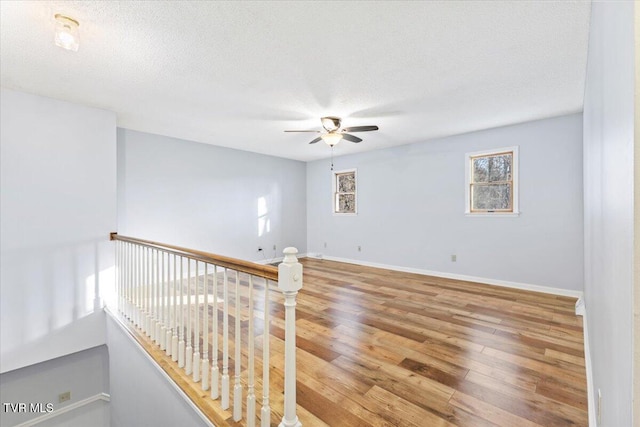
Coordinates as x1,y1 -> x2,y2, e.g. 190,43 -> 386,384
146,247 -> 152,336
155,250 -> 162,346
121,242 -> 125,317
202,263 -> 210,391
166,251 -> 172,355
132,244 -> 138,324
172,254 -> 179,361
261,279 -> 271,427
114,240 -> 118,312
185,258 -> 193,375
160,251 -> 166,350
123,242 -> 131,319
130,244 -> 134,322
139,246 -> 145,334
140,246 -> 145,326
131,243 -> 135,321
117,241 -> 122,315
246,275 -> 256,426
151,249 -> 158,342
129,243 -> 134,320
178,256 -> 186,369
193,261 -> 201,382
233,271 -> 243,421
117,241 -> 121,314
123,242 -> 127,316
211,265 -> 220,400
221,268 -> 230,409
130,243 -> 135,321
128,243 -> 132,320
278,248 -> 302,427
134,245 -> 139,326
115,241 -> 120,314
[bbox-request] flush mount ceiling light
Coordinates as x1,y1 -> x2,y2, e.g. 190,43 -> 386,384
54,14 -> 79,51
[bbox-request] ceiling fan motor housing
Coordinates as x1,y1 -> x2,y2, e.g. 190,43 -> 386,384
321,116 -> 341,132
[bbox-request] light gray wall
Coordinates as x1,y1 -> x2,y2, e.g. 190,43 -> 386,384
0,89 -> 117,373
106,314 -> 208,427
307,113 -> 584,292
0,345 -> 109,427
583,1 -> 635,426
37,400 -> 109,427
117,129 -> 306,261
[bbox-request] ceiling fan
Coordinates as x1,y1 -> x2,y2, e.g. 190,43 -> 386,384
284,116 -> 379,146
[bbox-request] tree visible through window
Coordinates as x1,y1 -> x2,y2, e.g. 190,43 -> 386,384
466,147 -> 519,214
334,170 -> 356,214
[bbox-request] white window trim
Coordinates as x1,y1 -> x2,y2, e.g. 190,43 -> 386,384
332,168 -> 357,216
465,146 -> 519,216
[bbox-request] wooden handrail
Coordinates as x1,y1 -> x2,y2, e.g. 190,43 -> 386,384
110,233 -> 278,281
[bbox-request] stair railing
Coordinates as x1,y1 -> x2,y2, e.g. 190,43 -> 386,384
110,233 -> 302,427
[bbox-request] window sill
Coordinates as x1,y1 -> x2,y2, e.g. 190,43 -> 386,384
465,212 -> 520,217
334,212 -> 358,217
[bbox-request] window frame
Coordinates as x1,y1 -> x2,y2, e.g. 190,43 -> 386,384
465,146 -> 519,216
332,168 -> 357,216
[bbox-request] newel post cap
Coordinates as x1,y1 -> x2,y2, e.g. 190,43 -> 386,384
278,247 -> 302,292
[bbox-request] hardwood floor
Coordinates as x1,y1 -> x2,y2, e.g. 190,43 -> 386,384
121,258 -> 588,426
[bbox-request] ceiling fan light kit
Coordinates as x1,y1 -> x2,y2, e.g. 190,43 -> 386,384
321,133 -> 343,146
286,116 -> 379,147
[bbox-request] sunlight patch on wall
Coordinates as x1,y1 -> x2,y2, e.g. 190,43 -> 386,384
258,196 -> 271,237
86,266 -> 115,312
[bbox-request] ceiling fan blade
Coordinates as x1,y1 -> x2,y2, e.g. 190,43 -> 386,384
308,136 -> 322,144
284,130 -> 321,133
341,133 -> 363,143
342,125 -> 379,133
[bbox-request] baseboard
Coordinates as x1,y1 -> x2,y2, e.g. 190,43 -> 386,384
104,308 -> 215,427
316,255 -> 583,298
579,305 -> 597,426
575,297 -> 585,316
13,393 -> 110,427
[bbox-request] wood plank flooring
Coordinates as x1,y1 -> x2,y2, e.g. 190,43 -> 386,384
120,258 -> 588,426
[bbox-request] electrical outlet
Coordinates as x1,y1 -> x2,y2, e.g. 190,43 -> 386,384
324,242 -> 327,248
59,391 -> 71,403
357,245 -> 362,252
451,254 -> 457,262
272,244 -> 276,250
257,247 -> 263,252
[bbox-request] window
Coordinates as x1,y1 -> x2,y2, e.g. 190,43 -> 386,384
333,169 -> 357,214
465,147 -> 519,215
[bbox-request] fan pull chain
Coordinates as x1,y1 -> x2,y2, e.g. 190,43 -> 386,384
331,146 -> 334,171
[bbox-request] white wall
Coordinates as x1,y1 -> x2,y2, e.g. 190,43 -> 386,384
0,345 -> 110,427
106,314 -> 209,427
117,129 -> 306,261
307,114 -> 584,292
583,1 -> 635,426
0,89 -> 117,373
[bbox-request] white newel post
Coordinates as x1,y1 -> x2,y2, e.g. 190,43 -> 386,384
278,247 -> 302,427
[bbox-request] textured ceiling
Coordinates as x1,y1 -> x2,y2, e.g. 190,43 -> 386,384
0,1 -> 591,161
